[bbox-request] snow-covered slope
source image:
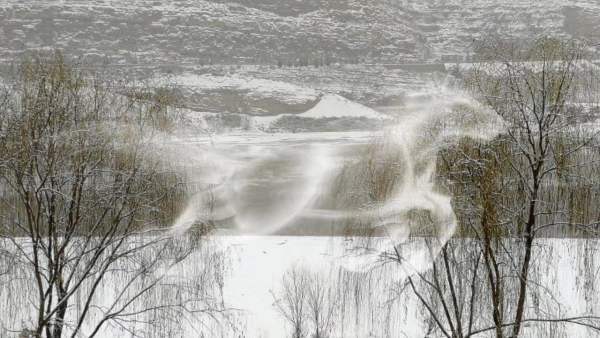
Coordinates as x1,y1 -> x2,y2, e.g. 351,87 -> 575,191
249,94 -> 388,132
297,94 -> 384,119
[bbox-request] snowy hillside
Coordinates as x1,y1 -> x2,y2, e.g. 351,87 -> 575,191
1,0 -> 599,66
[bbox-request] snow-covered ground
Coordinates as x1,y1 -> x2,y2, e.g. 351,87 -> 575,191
220,235 -> 420,338
2,235 -> 599,337
218,236 -> 600,338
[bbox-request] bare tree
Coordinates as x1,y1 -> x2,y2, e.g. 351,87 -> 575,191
401,37 -> 600,338
0,52 -> 221,337
305,272 -> 339,338
472,37 -> 600,337
272,267 -> 309,338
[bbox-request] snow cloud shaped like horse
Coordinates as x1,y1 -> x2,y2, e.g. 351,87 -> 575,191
164,83 -> 503,280
339,84 -> 504,276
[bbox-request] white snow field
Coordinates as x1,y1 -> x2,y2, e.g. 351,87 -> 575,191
1,236 -> 599,337
219,236 -> 600,338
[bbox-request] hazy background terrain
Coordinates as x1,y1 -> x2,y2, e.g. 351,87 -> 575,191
2,0 -> 600,65
2,0 -> 600,135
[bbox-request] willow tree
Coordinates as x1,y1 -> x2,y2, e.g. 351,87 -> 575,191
0,53 -> 217,337
470,37 -> 600,337
403,37 -> 600,338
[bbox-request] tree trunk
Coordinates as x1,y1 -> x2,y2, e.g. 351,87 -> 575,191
511,178 -> 540,337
